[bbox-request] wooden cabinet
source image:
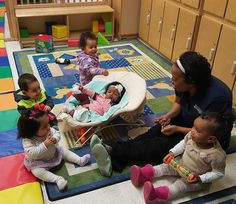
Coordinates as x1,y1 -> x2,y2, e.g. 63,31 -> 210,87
13,4 -> 114,47
225,0 -> 236,24
139,0 -> 152,42
112,0 -> 141,38
159,2 -> 179,59
181,0 -> 200,9
203,0 -> 228,17
172,8 -> 198,61
195,16 -> 222,66
148,0 -> 165,50
212,25 -> 236,89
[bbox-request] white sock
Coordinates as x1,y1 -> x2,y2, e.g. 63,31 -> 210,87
77,154 -> 91,166
56,177 -> 68,191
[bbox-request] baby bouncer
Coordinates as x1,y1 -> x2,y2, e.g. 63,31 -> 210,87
58,71 -> 146,147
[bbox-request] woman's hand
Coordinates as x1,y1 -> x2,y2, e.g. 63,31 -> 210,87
161,125 -> 178,136
155,114 -> 171,127
163,152 -> 175,164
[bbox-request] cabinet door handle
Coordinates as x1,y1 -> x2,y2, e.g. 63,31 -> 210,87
146,14 -> 151,25
157,20 -> 162,32
230,61 -> 236,75
186,37 -> 192,50
170,28 -> 176,40
208,48 -> 215,62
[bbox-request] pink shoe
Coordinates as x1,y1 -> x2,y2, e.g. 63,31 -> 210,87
130,164 -> 154,187
144,182 -> 170,203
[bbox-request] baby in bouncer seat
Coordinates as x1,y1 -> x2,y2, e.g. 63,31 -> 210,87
62,81 -> 126,122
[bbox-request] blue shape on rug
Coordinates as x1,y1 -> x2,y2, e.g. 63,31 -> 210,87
33,54 -> 55,65
100,58 -> 131,68
37,64 -> 52,78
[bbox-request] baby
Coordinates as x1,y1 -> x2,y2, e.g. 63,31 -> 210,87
63,81 -> 126,122
14,73 -> 57,128
78,31 -> 108,85
130,111 -> 235,203
18,109 -> 91,191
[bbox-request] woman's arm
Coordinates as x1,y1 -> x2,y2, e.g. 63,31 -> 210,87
155,96 -> 181,126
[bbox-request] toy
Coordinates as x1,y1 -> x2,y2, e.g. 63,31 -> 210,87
55,58 -> 70,64
92,20 -> 99,33
45,21 -> 56,35
35,34 -> 54,53
20,27 -> 29,38
97,32 -> 110,46
76,128 -> 90,144
68,39 -> 80,47
98,18 -> 105,32
105,21 -> 113,35
52,25 -> 67,39
164,156 -> 197,183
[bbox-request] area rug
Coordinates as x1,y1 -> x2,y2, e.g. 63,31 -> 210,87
13,40 -> 176,201
13,40 -> 236,202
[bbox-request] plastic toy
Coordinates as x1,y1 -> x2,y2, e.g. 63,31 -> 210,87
52,25 -> 67,39
92,20 -> 99,33
164,156 -> 197,183
76,128 -> 90,144
68,39 -> 80,47
105,21 -> 112,35
20,27 -> 29,38
55,58 -> 70,64
35,34 -> 54,53
45,21 -> 56,35
97,32 -> 109,46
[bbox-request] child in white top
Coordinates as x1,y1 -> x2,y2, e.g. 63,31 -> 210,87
18,109 -> 91,191
130,111 -> 235,203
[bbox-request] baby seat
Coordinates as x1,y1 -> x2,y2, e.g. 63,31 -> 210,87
58,71 -> 146,146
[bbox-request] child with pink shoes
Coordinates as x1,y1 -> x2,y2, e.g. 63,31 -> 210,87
130,111 -> 235,203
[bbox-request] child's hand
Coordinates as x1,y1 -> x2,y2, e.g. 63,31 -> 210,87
163,152 -> 174,164
187,173 -> 200,184
43,105 -> 51,112
44,136 -> 56,147
102,70 -> 109,76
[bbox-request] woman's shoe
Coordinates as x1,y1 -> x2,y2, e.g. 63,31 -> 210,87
90,134 -> 102,150
92,144 -> 112,177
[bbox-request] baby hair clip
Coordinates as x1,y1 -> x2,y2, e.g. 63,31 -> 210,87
34,104 -> 46,112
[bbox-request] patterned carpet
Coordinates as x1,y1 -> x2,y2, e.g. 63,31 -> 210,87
11,40 -> 236,203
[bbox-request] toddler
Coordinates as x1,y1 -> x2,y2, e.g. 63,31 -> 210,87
78,31 -> 108,85
14,73 -> 57,127
18,109 -> 91,191
130,111 -> 235,203
63,81 -> 126,122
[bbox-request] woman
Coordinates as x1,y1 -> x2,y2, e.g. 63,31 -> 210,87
90,51 -> 233,176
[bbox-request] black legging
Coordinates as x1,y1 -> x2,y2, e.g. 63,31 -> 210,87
109,116 -> 187,172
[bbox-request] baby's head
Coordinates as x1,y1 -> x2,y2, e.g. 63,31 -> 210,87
18,109 -> 50,139
18,73 -> 41,100
105,81 -> 126,104
191,111 -> 235,146
80,31 -> 98,56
